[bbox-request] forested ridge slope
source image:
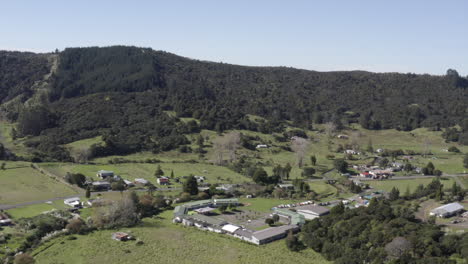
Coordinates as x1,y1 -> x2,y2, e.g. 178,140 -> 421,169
0,46 -> 467,160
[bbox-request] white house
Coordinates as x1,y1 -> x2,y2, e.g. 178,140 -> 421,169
64,197 -> 81,207
256,144 -> 268,149
134,178 -> 149,185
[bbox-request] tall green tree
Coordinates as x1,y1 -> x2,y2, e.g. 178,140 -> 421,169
155,165 -> 164,177
183,175 -> 199,195
310,155 -> 317,166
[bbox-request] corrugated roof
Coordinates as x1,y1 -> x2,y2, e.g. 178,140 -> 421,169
296,205 -> 330,215
252,225 -> 298,240
186,214 -> 227,226
222,224 -> 240,233
431,202 -> 464,215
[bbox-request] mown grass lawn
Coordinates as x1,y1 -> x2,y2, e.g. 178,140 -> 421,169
6,200 -> 68,219
33,210 -> 330,264
368,177 -> 456,193
0,162 -> 80,205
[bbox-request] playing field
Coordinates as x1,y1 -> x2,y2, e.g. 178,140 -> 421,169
368,177 -> 456,193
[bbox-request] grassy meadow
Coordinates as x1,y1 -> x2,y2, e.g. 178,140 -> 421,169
0,162 -> 80,205
33,210 -> 330,264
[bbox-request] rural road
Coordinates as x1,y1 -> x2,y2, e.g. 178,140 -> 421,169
0,187 -> 181,210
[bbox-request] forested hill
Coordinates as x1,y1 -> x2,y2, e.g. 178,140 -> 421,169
1,46 -> 467,160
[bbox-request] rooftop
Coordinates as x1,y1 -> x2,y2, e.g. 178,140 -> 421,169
252,225 -> 298,241
296,204 -> 330,215
431,202 -> 464,215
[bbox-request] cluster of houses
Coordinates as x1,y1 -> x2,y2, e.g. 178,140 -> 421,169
0,212 -> 12,226
173,199 -> 329,245
430,202 -> 465,218
85,170 -> 171,191
353,165 -> 395,180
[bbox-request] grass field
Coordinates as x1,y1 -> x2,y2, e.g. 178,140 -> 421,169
0,162 -> 80,205
368,177 -> 456,193
6,200 -> 68,219
33,210 -> 330,264
40,162 -> 251,186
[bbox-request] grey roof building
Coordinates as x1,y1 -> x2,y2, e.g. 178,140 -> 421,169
430,203 -> 464,218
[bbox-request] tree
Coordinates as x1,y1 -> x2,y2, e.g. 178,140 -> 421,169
403,163 -> 413,174
154,165 -> 164,177
301,167 -> 316,178
218,205 -> 228,213
330,202 -> 345,215
170,170 -> 174,178
366,138 -> 374,153
92,194 -> 139,229
85,187 -> 91,198
285,230 -> 303,252
389,187 -> 400,201
147,183 -> 157,195
333,159 -> 348,173
448,146 -> 460,153
66,218 -> 86,234
252,167 -> 269,185
310,155 -> 317,166
14,253 -> 35,264
265,218 -> 274,226
0,162 -> 5,170
384,237 -> 412,259
464,154 -> 468,169
197,134 -> 204,147
111,181 -> 126,194
379,158 -> 389,168
284,163 -> 292,180
272,214 -> 280,223
183,175 -> 199,195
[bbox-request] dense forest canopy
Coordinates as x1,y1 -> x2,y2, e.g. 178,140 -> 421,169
0,46 -> 467,160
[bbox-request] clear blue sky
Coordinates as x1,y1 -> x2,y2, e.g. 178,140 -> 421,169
1,0 -> 467,75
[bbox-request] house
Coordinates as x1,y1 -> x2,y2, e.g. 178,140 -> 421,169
345,149 -> 359,155
112,232 -> 131,241
97,170 -> 114,179
134,178 -> 149,185
251,225 -> 299,245
92,181 -> 111,191
376,148 -> 384,153
157,176 -> 170,185
123,179 -> 134,187
64,197 -> 81,207
430,203 -> 464,218
277,183 -> 294,190
360,172 -> 371,178
337,134 -> 349,139
216,184 -> 236,192
256,144 -> 268,149
194,175 -> 206,183
0,213 -> 12,226
295,205 -> 330,220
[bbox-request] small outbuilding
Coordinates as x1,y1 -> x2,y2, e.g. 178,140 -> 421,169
112,232 -> 131,241
97,170 -> 114,179
430,203 -> 464,218
64,197 -> 81,207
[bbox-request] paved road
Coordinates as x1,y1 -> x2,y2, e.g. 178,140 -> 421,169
0,187 -> 181,210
